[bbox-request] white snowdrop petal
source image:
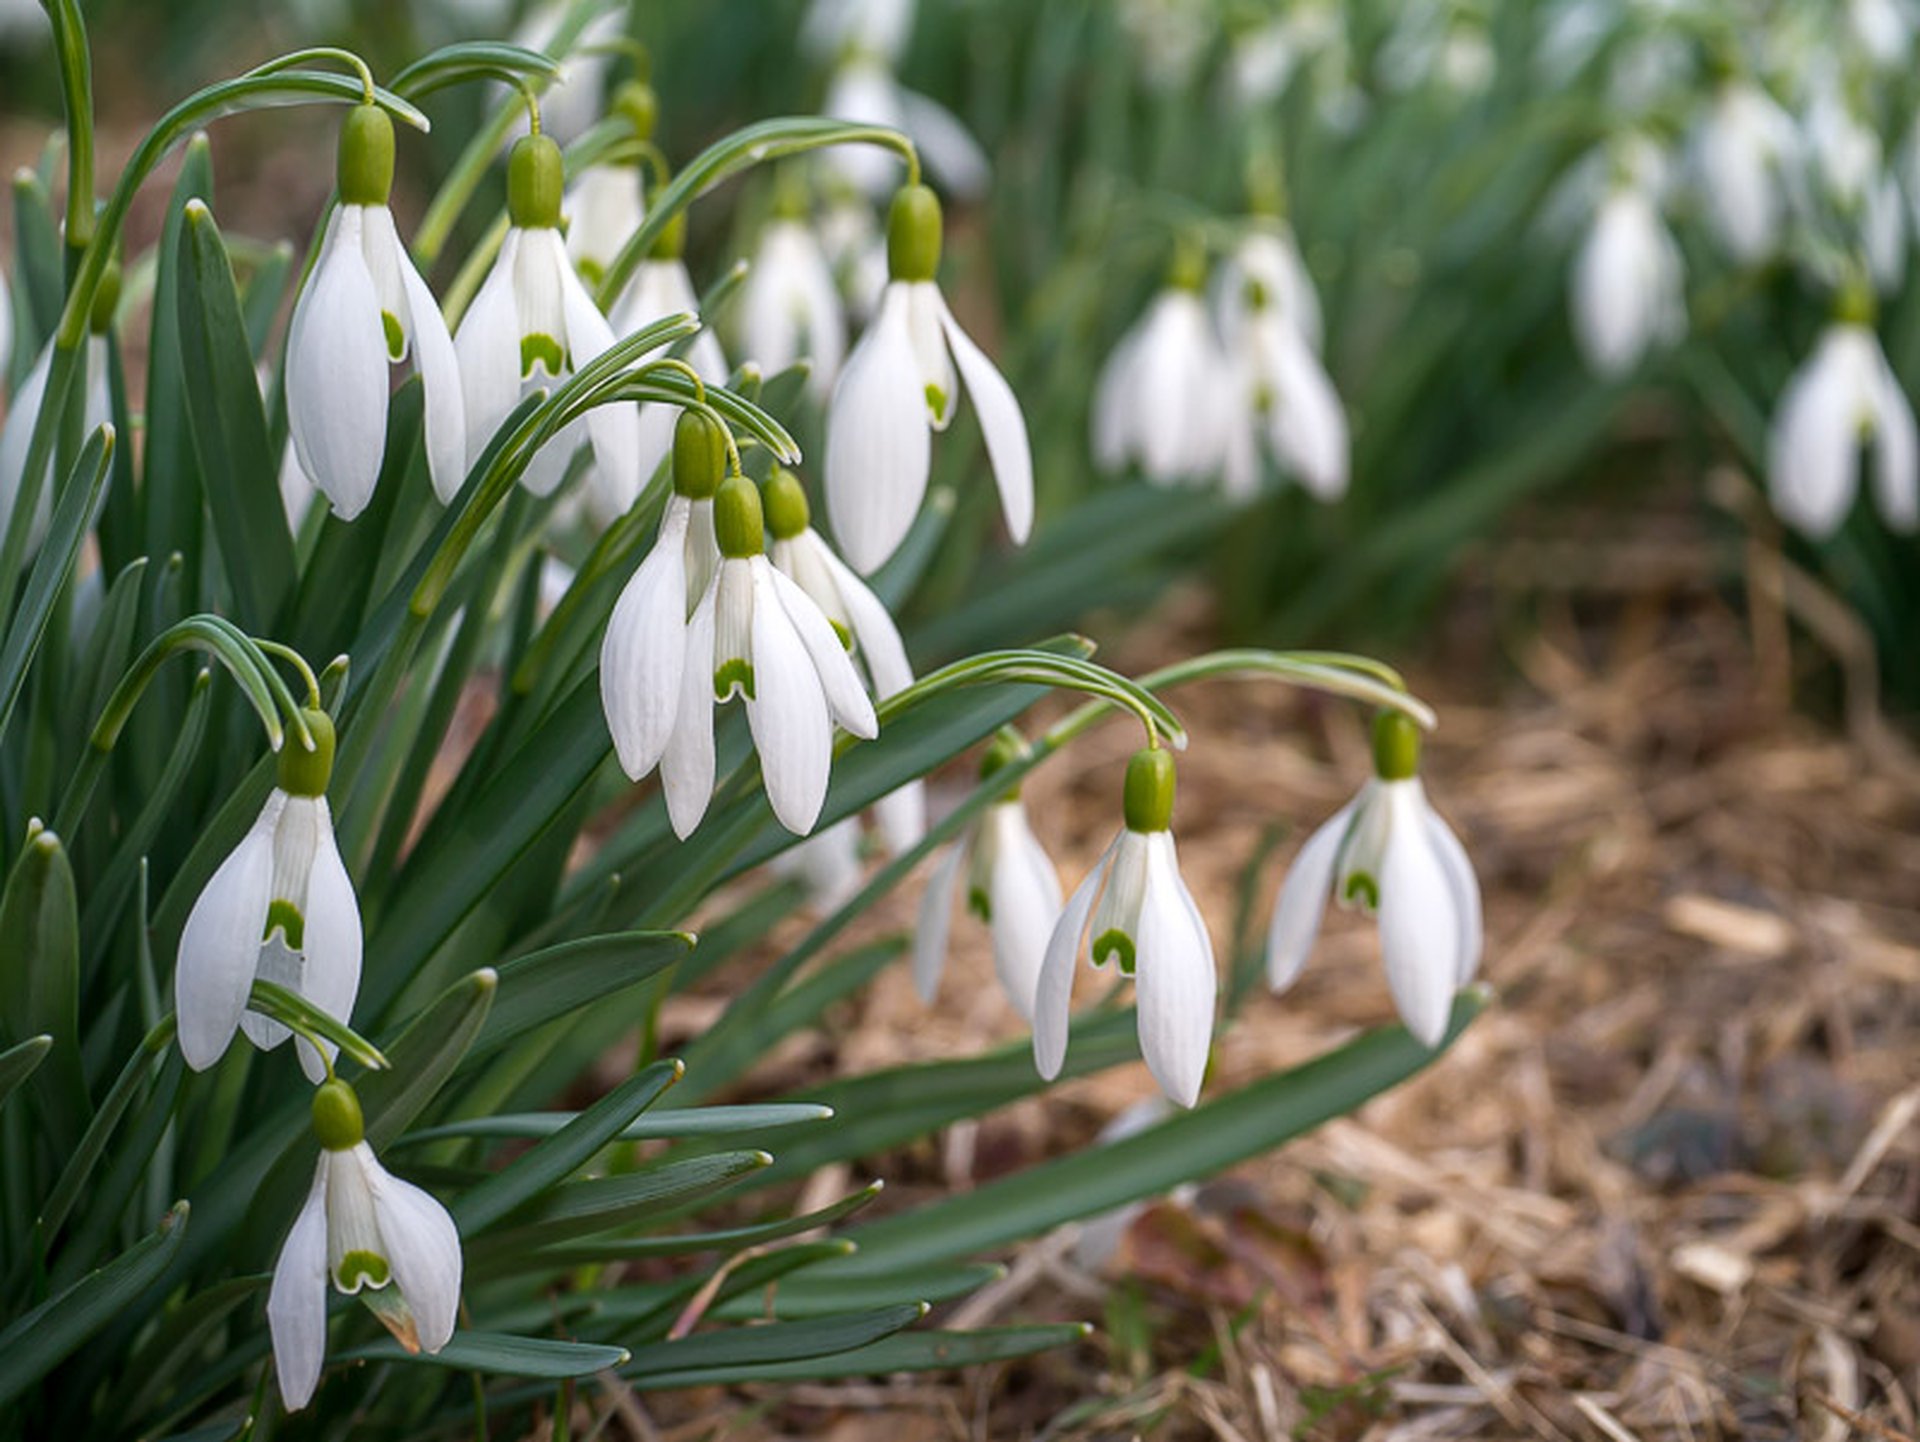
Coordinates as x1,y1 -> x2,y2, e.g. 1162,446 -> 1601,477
817,543 -> 913,698
367,1159 -> 463,1354
1870,347 -> 1919,531
874,780 -> 926,855
600,499 -> 691,779
895,87 -> 992,200
295,798 -> 362,1084
936,294 -> 1034,543
0,344 -> 53,549
559,257 -> 640,511
1267,802 -> 1356,991
1421,800 -> 1483,986
662,584 -> 718,839
1265,322 -> 1350,500
1032,839 -> 1116,1080
1091,325 -> 1142,472
1768,334 -> 1859,539
746,575 -> 835,835
1377,786 -> 1461,1048
287,210 -> 388,521
767,563 -> 877,739
825,284 -> 931,573
176,794 -> 282,1070
267,1159 -> 332,1411
1133,834 -> 1216,1108
985,804 -> 1064,1020
454,230 -> 527,469
913,832 -> 968,1003
380,209 -> 468,504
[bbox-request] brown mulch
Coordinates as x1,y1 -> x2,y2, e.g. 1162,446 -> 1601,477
575,503 -> 1920,1442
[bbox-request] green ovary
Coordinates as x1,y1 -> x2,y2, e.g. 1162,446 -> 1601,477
1092,928 -> 1136,976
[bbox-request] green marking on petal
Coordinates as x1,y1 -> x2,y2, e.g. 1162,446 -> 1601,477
967,886 -> 991,922
924,383 -> 948,419
381,310 -> 405,361
521,332 -> 566,378
1092,928 -> 1136,976
336,1249 -> 391,1292
578,257 -> 606,288
829,617 -> 852,650
1342,872 -> 1380,911
714,659 -> 755,701
265,898 -> 306,951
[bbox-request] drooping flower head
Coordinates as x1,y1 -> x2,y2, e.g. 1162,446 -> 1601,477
1033,747 -> 1216,1108
175,708 -> 362,1082
917,731 -> 1063,1019
286,104 -> 465,519
825,182 -> 1033,573
739,200 -> 848,401
269,1078 -> 462,1410
1768,280 -> 1917,539
565,80 -> 656,291
455,131 -> 638,504
1266,710 -> 1481,1048
1570,139 -> 1686,379
1689,77 -> 1800,266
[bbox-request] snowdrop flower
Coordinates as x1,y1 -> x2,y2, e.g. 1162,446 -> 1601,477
1214,231 -> 1348,501
1801,84 -> 1906,292
1215,226 -> 1322,354
1570,157 -> 1685,378
916,736 -> 1063,1019
1033,749 -> 1216,1108
270,1078 -> 460,1411
740,213 -> 847,400
818,191 -> 889,321
455,133 -> 638,506
772,816 -> 867,912
765,466 -> 923,849
825,183 -> 1032,573
600,409 -> 727,783
1267,711 -> 1480,1048
1768,288 -> 1917,539
604,466 -> 877,838
286,105 -> 464,519
176,709 -> 361,1082
1092,251 -> 1234,487
508,0 -> 620,147
0,263 -> 116,556
804,0 -> 915,64
1690,79 -> 1800,265
603,213 -> 729,525
1851,0 -> 1912,67
819,55 -> 989,202
564,79 -> 656,289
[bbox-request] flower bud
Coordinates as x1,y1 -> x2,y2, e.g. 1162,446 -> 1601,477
1122,747 -> 1176,833
337,104 -> 395,208
311,1076 -> 364,1151
762,466 -> 811,540
507,133 -> 565,230
886,183 -> 943,283
277,708 -> 338,798
1370,709 -> 1421,782
714,473 -> 766,559
672,410 -> 728,500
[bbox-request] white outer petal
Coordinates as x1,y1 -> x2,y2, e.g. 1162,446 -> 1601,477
766,562 -> 877,739
984,803 -> 1064,1021
453,229 -> 527,470
0,343 -> 52,553
366,1155 -> 463,1354
662,581 -> 718,839
1266,800 -> 1356,992
294,798 -> 362,1084
895,87 -> 992,200
558,251 -> 640,512
874,779 -> 926,855
175,792 -> 283,1070
287,209 -> 388,521
1768,330 -> 1860,539
746,570 -> 835,835
1133,833 -> 1216,1108
1032,838 -> 1117,1080
817,541 -> 913,697
1421,798 -> 1483,986
913,833 -> 968,1003
267,1158 -> 332,1411
1377,782 -> 1461,1047
1869,342 -> 1919,531
1264,320 -> 1349,500
936,293 -> 1034,544
380,209 -> 467,504
825,283 -> 930,574
600,498 -> 691,779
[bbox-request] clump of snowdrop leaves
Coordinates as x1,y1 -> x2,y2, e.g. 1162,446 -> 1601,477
1267,710 -> 1481,1049
825,181 -> 1033,573
269,1078 -> 461,1410
917,732 -> 1063,1019
0,259 -> 117,554
1034,747 -> 1216,1108
455,129 -> 638,504
1767,281 -> 1917,540
285,103 -> 464,518
602,417 -> 877,838
175,707 -> 361,1081
1570,136 -> 1686,380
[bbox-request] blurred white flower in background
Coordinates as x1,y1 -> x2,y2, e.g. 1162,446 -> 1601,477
819,54 -> 990,202
1799,80 -> 1907,293
1689,79 -> 1801,265
1378,1 -> 1496,97
1570,139 -> 1686,378
1093,278 -> 1233,488
1849,0 -> 1914,68
804,0 -> 916,65
508,1 -> 622,147
1226,2 -> 1344,107
739,216 -> 847,400
564,161 -> 645,288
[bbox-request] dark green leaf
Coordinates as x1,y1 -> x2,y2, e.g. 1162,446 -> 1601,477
620,1304 -> 925,1382
343,1330 -> 628,1376
358,968 -> 496,1150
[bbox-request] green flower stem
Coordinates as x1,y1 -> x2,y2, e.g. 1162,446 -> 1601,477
244,47 -> 377,103
248,980 -> 391,1071
43,0 -> 95,258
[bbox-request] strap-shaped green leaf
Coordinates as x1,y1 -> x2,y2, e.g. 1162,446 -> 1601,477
453,1060 -> 681,1233
0,820 -> 83,1138
390,41 -> 559,98
468,1151 -> 771,1260
619,1303 -> 926,1382
358,967 -> 496,1150
173,200 -> 295,628
401,1101 -> 831,1146
0,1034 -> 50,1113
516,1180 -> 883,1269
627,1323 -> 1087,1389
342,1331 -> 629,1376
461,931 -> 694,1063
0,1200 -> 188,1408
